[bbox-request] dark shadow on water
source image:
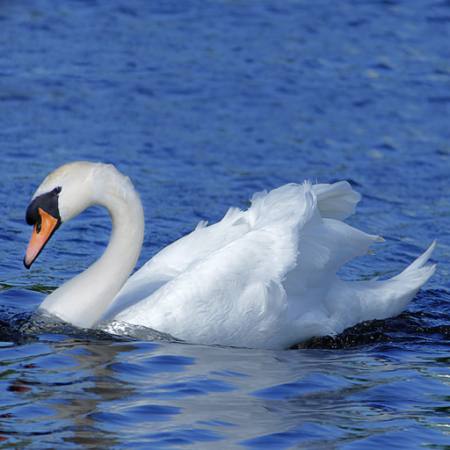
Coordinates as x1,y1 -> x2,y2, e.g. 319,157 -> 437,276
295,290 -> 450,350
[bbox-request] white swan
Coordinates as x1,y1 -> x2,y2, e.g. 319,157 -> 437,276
23,161 -> 436,349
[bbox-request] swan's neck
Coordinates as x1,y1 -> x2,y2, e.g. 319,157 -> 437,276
39,175 -> 144,328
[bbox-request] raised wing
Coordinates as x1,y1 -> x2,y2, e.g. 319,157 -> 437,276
113,183 -> 316,347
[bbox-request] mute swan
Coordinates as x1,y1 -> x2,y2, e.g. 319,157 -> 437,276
23,162 -> 435,349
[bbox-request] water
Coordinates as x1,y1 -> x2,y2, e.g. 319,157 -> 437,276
1,0 -> 449,448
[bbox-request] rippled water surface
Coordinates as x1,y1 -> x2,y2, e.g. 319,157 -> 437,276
1,1 -> 449,448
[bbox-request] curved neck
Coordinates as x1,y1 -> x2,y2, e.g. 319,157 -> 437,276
39,176 -> 144,328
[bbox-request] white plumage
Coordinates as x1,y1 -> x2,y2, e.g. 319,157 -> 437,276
108,180 -> 434,348
27,162 -> 435,349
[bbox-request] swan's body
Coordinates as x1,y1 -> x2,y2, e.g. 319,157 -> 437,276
25,162 -> 435,349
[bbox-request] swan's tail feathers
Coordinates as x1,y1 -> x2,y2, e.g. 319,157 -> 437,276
313,181 -> 361,220
336,242 -> 437,328
381,241 -> 437,316
391,240 -> 436,301
393,240 -> 437,280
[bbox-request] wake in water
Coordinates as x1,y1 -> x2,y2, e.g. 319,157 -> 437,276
0,306 -> 179,345
0,309 -> 115,345
1,289 -> 448,350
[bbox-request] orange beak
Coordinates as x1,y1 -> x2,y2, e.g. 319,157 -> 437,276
24,208 -> 60,269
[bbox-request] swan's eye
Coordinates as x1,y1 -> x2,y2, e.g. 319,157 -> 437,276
26,189 -> 62,226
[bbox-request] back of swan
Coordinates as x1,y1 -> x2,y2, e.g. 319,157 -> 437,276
104,181 -> 435,349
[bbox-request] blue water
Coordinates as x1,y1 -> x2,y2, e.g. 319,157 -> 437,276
1,0 -> 449,448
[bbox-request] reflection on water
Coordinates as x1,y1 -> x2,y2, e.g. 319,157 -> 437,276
0,327 -> 449,448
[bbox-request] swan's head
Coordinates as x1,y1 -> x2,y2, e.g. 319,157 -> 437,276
23,161 -> 99,268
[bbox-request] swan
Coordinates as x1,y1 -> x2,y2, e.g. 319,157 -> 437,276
23,161 -> 436,349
